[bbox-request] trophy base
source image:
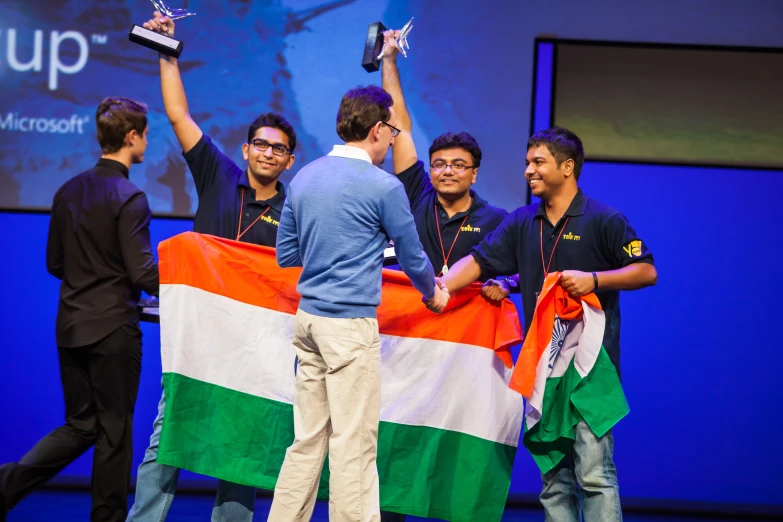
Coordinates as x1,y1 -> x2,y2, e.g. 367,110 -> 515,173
129,25 -> 183,58
362,21 -> 386,73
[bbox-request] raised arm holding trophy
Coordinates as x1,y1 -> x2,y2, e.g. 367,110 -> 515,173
125,4 -> 301,521
361,17 -> 413,72
128,0 -> 196,58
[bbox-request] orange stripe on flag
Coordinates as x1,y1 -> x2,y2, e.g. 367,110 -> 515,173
159,232 -> 522,360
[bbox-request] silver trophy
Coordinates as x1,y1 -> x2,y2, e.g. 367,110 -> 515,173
361,17 -> 414,73
378,17 -> 413,60
151,0 -> 197,24
128,0 -> 197,58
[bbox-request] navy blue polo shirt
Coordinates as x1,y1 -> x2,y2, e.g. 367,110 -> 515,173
471,189 -> 654,374
184,134 -> 285,246
397,160 -> 508,277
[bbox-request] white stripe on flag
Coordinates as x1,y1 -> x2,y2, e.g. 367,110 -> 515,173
574,301 -> 604,378
161,284 -> 523,446
160,284 -> 297,405
380,335 -> 522,446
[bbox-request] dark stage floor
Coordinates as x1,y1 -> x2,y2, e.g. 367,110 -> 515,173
4,491 -> 775,522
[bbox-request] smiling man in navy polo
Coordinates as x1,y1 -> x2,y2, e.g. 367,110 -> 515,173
440,127 -> 657,522
380,30 -> 516,305
127,12 -> 299,522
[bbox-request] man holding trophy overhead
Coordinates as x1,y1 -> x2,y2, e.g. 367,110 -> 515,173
127,5 -> 298,522
379,28 -> 518,303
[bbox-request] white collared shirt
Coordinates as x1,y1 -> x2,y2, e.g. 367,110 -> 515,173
327,144 -> 373,164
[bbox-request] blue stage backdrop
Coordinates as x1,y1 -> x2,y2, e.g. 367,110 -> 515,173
1,0 -> 782,514
0,0 -> 528,214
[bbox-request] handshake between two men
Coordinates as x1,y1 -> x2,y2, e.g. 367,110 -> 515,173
423,280 -> 450,314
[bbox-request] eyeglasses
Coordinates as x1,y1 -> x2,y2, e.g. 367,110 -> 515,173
250,139 -> 291,157
380,121 -> 401,137
430,160 -> 476,174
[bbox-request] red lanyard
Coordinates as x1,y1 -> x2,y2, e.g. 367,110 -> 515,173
539,216 -> 570,277
236,188 -> 271,241
434,204 -> 469,276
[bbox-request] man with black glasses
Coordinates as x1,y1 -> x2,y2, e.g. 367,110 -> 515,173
269,83 -> 444,522
377,29 -> 517,522
380,30 -> 516,307
127,11 -> 298,522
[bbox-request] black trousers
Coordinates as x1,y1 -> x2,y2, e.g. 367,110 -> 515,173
0,324 -> 142,522
380,511 -> 407,521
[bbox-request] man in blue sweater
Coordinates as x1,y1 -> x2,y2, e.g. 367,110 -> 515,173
270,86 -> 448,522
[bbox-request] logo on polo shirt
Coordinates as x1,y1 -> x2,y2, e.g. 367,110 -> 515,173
623,240 -> 643,257
562,231 -> 581,241
260,214 -> 280,227
461,224 -> 481,233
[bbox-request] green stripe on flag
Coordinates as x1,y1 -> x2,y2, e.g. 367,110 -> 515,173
523,347 -> 629,474
158,373 -> 517,521
157,372 -> 299,491
378,423 -> 516,522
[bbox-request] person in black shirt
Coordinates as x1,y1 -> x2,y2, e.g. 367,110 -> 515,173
380,29 -> 516,308
126,12 -> 299,522
0,97 -> 159,522
440,127 -> 657,522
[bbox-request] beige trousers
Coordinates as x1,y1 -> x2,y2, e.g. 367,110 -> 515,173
268,309 -> 382,522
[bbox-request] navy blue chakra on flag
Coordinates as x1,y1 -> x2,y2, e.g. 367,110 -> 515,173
549,317 -> 569,369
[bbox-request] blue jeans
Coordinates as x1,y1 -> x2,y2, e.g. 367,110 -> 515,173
126,387 -> 255,522
540,421 -> 622,522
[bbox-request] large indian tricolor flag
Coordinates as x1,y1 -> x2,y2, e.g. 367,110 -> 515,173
155,232 -> 524,522
509,273 -> 630,474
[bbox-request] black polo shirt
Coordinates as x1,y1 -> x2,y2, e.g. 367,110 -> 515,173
397,160 -> 508,277
471,189 -> 654,374
184,134 -> 285,246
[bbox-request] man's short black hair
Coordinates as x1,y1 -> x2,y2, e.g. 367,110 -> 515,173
428,132 -> 483,168
248,113 -> 297,153
527,126 -> 584,179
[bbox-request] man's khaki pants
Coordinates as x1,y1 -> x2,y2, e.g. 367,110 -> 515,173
268,309 -> 382,522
